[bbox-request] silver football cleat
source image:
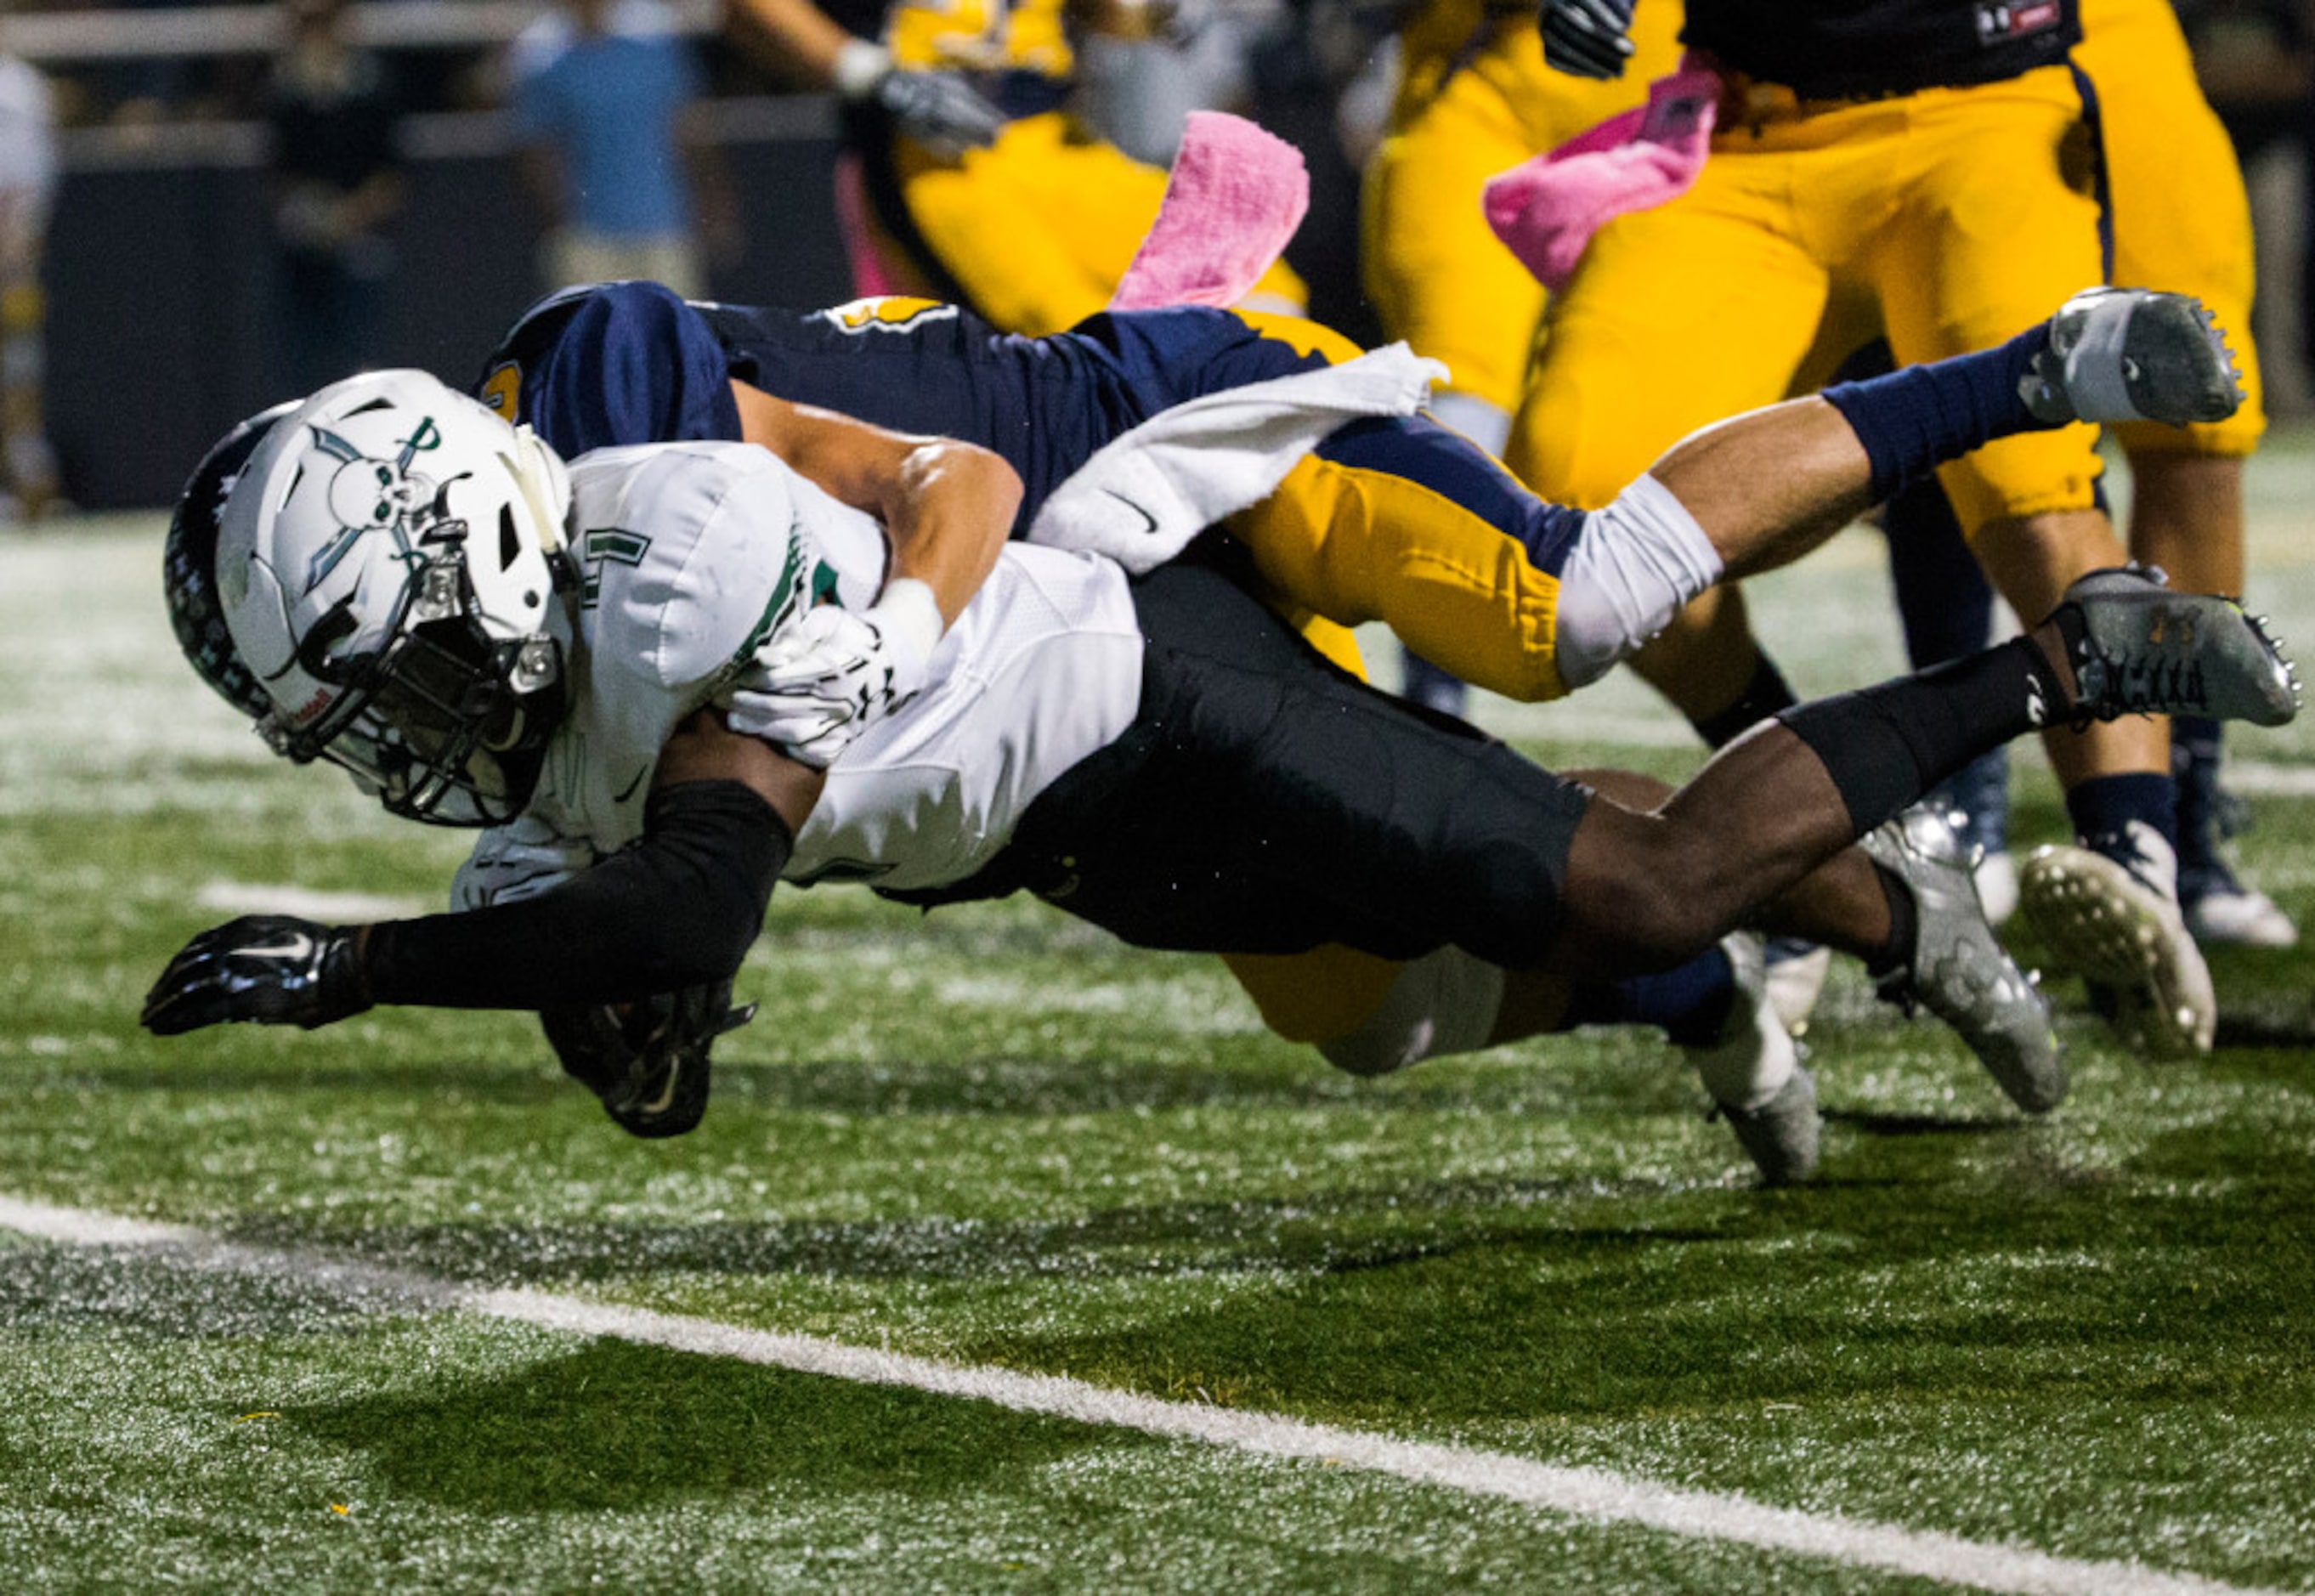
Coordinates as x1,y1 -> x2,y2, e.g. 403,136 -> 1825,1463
2051,565 -> 2300,729
1862,807 -> 2066,1113
2021,287 -> 2244,427
1690,933 -> 1820,1186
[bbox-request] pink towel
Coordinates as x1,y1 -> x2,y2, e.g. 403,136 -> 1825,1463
1482,60 -> 1723,293
1110,110 -> 1310,312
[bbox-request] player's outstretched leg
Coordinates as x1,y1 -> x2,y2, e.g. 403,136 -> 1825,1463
1571,766 -> 2057,1118
1545,566 -> 2297,988
1539,288 -> 2247,697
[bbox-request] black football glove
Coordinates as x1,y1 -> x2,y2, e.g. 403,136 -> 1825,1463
538,981 -> 756,1140
141,915 -> 372,1035
877,70 -> 1007,159
1540,0 -> 1638,79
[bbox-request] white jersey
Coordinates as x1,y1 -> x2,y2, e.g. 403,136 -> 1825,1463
454,441 -> 1144,909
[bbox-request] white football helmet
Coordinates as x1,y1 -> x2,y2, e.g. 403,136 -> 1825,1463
214,369 -> 575,825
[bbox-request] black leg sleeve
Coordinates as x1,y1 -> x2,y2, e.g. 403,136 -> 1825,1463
365,780 -> 790,1010
1774,638 -> 2066,836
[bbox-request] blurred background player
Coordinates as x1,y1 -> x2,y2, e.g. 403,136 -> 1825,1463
0,47 -> 59,523
723,0 -> 1305,333
2019,0 -> 2290,947
1359,0 -> 1681,712
509,0 -> 737,298
265,0 -> 409,397
1511,0 -> 2230,1056
1840,0 -> 2295,946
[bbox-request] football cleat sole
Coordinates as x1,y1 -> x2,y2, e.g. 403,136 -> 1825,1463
2024,287 -> 2244,427
2018,844 -> 2216,1058
2056,568 -> 2301,729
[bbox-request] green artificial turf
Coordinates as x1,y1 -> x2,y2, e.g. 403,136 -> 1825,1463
1,474 -> 2310,1592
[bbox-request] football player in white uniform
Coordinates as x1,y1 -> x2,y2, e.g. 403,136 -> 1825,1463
142,367 -> 2297,1184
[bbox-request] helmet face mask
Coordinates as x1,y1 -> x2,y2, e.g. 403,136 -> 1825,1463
209,370 -> 575,827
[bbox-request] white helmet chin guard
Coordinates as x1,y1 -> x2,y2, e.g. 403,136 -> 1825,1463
216,369 -> 575,825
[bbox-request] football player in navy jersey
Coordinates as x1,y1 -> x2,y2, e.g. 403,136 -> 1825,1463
461,274 -> 2260,1092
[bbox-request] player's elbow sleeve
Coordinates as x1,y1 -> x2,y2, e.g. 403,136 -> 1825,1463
637,780 -> 789,986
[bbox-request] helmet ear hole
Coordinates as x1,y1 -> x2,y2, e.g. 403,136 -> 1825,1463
499,504 -> 521,571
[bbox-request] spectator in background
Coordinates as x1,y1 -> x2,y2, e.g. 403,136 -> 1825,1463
268,0 -> 409,396
509,0 -> 736,298
0,50 -> 62,521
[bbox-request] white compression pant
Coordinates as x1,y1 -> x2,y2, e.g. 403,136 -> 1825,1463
1553,473 -> 1724,691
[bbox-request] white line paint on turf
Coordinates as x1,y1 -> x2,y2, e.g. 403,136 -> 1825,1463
0,1193 -> 2279,1596
196,880 -> 432,923
2222,761 -> 2315,799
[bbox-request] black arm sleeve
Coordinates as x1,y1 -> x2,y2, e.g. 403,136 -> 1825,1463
364,781 -> 790,1010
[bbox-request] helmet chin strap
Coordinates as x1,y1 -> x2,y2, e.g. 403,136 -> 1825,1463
509,425 -> 574,555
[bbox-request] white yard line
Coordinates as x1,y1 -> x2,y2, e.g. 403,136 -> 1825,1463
195,881 -> 433,923
0,1192 -> 2280,1596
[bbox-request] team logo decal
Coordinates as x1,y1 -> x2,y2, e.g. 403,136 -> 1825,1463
1973,1 -> 2061,44
818,296 -> 959,335
299,416 -> 444,594
479,362 -> 521,420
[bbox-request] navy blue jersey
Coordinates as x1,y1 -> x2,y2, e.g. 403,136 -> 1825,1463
475,281 -> 1330,540
1683,0 -> 2080,99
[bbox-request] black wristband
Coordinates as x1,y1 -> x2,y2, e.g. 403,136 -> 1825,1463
365,780 -> 791,1010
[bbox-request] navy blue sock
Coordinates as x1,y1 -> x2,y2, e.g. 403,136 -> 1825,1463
1882,476 -> 1997,665
2065,773 -> 2178,870
1564,945 -> 1736,1047
1400,648 -> 1469,717
1823,325 -> 2053,503
1881,478 -> 2010,853
2171,716 -> 2229,876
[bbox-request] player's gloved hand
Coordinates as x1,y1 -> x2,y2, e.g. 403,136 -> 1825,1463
1540,0 -> 1637,78
140,915 -> 372,1035
725,579 -> 943,769
832,39 -> 1005,160
539,982 -> 755,1139
880,71 -> 1008,157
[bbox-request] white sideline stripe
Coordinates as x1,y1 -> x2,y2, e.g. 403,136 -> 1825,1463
0,1194 -> 2277,1596
195,880 -> 431,923
2224,761 -> 2315,799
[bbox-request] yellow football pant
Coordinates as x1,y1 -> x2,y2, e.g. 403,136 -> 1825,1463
891,111 -> 1308,338
1214,307 -> 1599,1043
2078,0 -> 2266,459
1510,66 -> 2108,539
1225,310 -> 1576,704
1361,0 -> 1683,412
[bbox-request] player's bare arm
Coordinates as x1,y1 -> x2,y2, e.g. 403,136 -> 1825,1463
730,380 -> 1019,628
